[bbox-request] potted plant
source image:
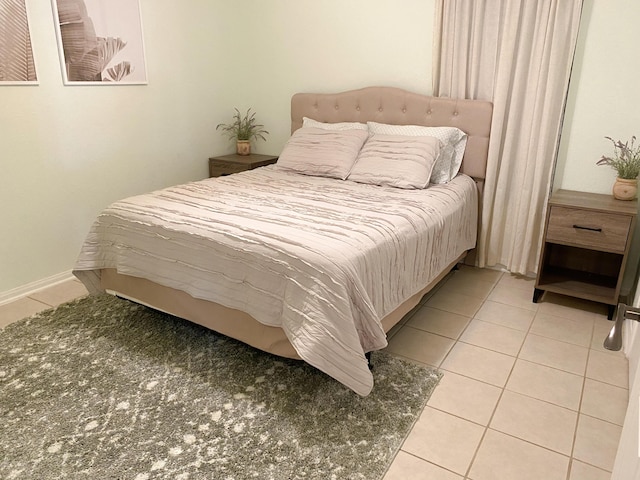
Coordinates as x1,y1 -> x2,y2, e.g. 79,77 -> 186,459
216,108 -> 269,156
597,135 -> 640,200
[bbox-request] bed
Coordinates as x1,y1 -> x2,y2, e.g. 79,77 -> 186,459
73,86 -> 493,396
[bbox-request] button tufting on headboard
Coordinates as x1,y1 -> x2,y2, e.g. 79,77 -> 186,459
290,86 -> 493,180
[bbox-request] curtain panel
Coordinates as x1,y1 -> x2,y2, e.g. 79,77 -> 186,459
433,0 -> 583,275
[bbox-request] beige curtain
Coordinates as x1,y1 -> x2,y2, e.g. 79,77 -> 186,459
433,0 -> 583,275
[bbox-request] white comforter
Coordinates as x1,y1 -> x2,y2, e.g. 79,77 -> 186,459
74,166 -> 477,395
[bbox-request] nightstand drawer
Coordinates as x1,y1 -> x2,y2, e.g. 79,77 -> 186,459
208,154 -> 279,178
209,161 -> 249,177
546,206 -> 631,253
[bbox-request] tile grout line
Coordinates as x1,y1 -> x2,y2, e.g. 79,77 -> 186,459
26,296 -> 55,308
396,450 -> 464,479
568,335 -> 593,480
395,273 -> 506,479
462,284 -> 537,479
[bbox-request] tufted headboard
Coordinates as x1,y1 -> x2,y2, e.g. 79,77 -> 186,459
291,86 -> 493,180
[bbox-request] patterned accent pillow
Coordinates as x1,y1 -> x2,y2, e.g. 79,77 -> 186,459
347,134 -> 441,189
302,117 -> 368,131
276,127 -> 368,180
367,122 -> 467,184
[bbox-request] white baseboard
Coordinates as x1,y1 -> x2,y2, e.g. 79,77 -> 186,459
0,270 -> 75,306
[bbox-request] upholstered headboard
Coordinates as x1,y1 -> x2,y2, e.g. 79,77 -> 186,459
291,86 -> 493,180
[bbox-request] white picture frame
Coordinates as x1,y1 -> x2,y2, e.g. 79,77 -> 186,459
51,0 -> 147,85
0,0 -> 39,85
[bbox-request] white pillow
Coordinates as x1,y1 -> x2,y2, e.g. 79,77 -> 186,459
367,122 -> 467,184
302,117 -> 368,131
347,134 -> 441,189
276,127 -> 368,180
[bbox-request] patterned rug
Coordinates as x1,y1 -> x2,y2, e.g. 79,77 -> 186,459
0,294 -> 441,480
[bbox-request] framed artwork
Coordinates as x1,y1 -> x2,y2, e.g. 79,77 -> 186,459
51,0 -> 147,85
0,0 -> 38,84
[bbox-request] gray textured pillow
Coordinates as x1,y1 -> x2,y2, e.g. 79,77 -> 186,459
367,122 -> 467,184
276,127 -> 368,179
347,134 -> 441,189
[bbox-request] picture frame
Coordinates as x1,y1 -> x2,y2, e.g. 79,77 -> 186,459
0,0 -> 39,85
51,0 -> 147,85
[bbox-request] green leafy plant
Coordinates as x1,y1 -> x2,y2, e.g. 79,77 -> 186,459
216,108 -> 269,142
597,136 -> 640,179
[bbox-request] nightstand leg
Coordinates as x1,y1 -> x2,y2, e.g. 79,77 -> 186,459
607,304 -> 615,321
532,288 -> 544,303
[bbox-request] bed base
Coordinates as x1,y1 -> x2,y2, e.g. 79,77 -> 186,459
101,252 -> 466,360
82,86 -> 492,392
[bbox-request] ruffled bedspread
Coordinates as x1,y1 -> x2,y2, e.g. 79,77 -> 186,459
74,166 -> 477,395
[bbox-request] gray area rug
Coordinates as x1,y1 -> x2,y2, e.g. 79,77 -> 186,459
0,294 -> 442,480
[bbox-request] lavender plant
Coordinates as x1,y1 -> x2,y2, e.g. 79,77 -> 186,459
597,136 -> 640,179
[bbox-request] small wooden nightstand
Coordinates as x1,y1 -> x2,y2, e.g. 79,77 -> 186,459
533,189 -> 637,319
209,153 -> 278,178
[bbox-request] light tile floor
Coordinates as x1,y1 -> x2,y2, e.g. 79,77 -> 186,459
383,265 -> 626,480
0,278 -> 89,329
0,267 -> 628,479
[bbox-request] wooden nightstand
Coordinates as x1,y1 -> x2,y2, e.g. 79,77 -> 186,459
534,189 -> 637,319
209,153 -> 278,178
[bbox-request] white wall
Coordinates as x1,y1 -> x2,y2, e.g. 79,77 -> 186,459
0,0 -> 436,295
555,0 -> 640,193
554,0 -> 640,295
0,0 -> 242,293
230,0 -> 436,153
2,0 -> 639,296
